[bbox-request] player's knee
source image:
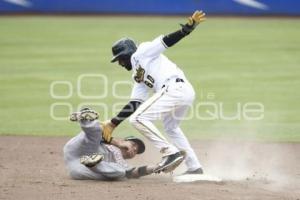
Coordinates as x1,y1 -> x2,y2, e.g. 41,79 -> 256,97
69,169 -> 82,180
69,168 -> 93,180
64,163 -> 82,180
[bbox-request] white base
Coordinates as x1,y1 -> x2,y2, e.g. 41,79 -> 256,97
173,174 -> 222,183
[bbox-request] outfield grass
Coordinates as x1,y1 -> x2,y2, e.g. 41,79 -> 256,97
0,16 -> 299,141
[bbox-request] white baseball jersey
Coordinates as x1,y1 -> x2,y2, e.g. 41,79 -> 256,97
130,35 -> 185,102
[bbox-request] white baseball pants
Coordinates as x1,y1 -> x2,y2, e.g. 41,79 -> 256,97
129,79 -> 202,171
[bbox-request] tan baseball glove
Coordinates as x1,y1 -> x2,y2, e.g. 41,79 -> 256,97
181,10 -> 206,34
100,120 -> 116,143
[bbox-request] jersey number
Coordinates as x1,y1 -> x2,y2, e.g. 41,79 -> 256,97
144,75 -> 155,88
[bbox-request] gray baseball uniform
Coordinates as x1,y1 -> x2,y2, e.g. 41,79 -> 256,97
63,120 -> 131,180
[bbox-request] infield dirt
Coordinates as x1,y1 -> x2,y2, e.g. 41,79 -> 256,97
0,136 -> 299,200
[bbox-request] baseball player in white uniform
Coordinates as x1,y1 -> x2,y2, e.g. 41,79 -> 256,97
101,10 -> 206,174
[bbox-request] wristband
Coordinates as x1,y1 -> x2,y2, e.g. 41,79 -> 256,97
137,166 -> 148,176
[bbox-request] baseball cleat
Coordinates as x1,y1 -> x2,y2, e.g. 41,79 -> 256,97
80,109 -> 99,121
70,112 -> 80,122
70,108 -> 99,122
154,151 -> 185,173
80,153 -> 104,168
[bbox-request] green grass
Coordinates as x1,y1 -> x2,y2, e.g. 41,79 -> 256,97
0,16 -> 299,141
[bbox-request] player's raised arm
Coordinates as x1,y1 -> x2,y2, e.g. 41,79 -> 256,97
162,10 -> 206,47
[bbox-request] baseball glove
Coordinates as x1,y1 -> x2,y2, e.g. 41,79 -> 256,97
101,120 -> 116,143
181,10 -> 206,34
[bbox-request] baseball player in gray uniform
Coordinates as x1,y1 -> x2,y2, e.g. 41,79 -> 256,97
101,10 -> 206,175
63,108 -> 156,180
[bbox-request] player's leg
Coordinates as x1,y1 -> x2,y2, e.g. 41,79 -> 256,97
64,108 -> 127,180
67,160 -> 125,180
164,80 -> 203,173
63,132 -> 86,162
129,90 -> 185,173
129,90 -> 179,156
129,80 -> 194,155
64,134 -> 103,179
79,119 -> 103,152
163,105 -> 202,172
64,131 -> 126,180
63,131 -> 105,180
69,108 -> 102,151
63,119 -> 102,160
66,160 -> 104,180
63,109 -> 105,179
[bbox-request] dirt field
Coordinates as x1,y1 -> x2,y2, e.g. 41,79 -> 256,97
0,136 -> 299,200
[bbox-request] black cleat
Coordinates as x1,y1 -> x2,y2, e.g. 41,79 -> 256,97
154,152 -> 185,173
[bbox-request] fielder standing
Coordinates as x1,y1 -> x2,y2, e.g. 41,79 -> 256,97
102,10 -> 206,174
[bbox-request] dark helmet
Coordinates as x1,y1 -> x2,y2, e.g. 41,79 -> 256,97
111,38 -> 137,63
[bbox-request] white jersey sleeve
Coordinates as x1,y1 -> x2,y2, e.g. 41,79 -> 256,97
137,35 -> 168,59
130,82 -> 149,102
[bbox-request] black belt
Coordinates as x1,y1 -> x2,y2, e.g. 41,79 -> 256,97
162,78 -> 184,88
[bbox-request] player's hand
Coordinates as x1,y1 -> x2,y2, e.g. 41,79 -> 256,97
188,10 -> 206,27
181,10 -> 206,35
101,120 -> 116,143
118,140 -> 132,151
